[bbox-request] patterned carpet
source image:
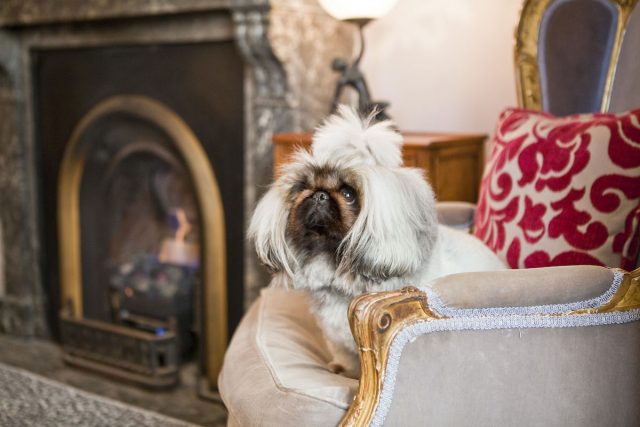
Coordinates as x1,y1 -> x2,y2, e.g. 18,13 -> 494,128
0,362 -> 198,427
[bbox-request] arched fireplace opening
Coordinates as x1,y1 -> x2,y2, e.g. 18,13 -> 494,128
58,96 -> 226,389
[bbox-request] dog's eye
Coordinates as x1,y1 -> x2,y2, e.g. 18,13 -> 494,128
292,180 -> 308,193
340,185 -> 356,204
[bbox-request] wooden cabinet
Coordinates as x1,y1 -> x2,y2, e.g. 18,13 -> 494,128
272,131 -> 486,203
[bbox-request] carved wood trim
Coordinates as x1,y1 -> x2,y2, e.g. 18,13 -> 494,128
571,267 -> 640,314
340,287 -> 445,427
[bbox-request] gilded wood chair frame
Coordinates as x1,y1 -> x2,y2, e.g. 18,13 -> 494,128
339,267 -> 640,426
514,0 -> 639,111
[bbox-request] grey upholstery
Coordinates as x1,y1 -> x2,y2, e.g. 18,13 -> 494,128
435,202 -> 476,232
384,322 -> 640,427
371,267 -> 640,426
539,0 -> 618,115
536,0 -> 640,115
429,265 -> 614,309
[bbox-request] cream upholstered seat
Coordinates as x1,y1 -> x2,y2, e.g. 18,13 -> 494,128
219,286 -> 356,427
219,266 -> 640,426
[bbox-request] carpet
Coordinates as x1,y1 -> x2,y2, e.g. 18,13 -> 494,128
0,362 -> 198,427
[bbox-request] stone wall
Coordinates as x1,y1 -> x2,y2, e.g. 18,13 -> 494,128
0,223 -> 4,297
0,68 -> 9,299
271,0 -> 353,130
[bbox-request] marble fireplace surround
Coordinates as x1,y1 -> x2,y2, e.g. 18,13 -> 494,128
0,0 -> 352,337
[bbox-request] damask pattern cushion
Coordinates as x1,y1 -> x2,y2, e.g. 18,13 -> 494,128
474,107 -> 640,270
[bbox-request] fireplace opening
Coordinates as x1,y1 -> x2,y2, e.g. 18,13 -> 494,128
58,96 -> 227,388
33,41 -> 245,391
80,113 -> 201,361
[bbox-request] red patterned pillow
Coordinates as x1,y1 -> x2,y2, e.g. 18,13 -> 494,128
474,107 -> 640,270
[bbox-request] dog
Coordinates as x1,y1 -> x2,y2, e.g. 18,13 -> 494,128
249,106 -> 506,377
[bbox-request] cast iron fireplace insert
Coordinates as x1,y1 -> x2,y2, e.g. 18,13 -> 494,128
34,42 -> 244,389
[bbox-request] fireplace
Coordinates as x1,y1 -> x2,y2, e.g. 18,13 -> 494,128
0,0 -> 352,396
36,40 -> 244,388
56,95 -> 229,388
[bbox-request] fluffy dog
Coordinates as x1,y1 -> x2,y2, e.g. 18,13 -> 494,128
249,106 -> 506,376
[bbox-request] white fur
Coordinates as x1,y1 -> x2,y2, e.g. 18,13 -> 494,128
248,183 -> 297,277
312,105 -> 403,169
249,106 -> 506,377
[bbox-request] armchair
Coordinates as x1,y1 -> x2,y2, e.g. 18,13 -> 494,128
220,267 -> 640,426
219,1 -> 640,425
343,267 -> 640,426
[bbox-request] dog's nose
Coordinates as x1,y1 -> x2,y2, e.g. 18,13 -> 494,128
313,190 -> 330,204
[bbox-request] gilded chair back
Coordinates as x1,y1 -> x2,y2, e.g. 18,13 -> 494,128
515,0 -> 640,115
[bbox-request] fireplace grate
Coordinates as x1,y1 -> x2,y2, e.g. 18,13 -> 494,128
60,309 -> 178,387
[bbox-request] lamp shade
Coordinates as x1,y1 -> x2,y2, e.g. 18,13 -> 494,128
318,0 -> 398,21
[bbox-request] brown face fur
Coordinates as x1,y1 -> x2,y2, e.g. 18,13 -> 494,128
287,165 -> 360,263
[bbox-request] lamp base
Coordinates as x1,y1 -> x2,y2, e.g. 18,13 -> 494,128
344,17 -> 372,27
329,20 -> 391,122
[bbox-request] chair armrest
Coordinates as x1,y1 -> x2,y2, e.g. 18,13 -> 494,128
435,201 -> 476,231
341,266 -> 640,427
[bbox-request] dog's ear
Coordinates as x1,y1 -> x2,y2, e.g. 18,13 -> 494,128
338,166 -> 438,281
248,183 -> 296,277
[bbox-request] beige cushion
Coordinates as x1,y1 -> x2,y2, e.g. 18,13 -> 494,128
429,265 -> 615,309
218,286 -> 356,427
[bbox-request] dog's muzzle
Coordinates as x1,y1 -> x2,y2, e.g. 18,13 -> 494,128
305,190 -> 334,228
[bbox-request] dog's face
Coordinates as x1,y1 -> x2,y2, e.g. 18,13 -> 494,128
286,165 -> 361,261
248,106 -> 439,282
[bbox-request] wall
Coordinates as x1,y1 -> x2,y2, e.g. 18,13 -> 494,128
362,0 -> 523,135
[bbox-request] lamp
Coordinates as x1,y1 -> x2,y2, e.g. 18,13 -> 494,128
320,0 -> 398,120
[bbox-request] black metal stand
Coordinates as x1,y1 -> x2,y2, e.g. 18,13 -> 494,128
330,20 -> 391,121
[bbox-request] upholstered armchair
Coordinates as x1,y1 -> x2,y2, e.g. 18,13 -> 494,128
219,1 -> 640,425
220,267 -> 640,426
